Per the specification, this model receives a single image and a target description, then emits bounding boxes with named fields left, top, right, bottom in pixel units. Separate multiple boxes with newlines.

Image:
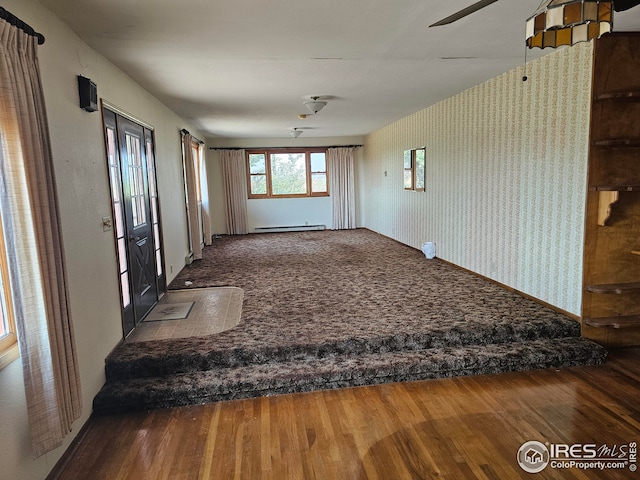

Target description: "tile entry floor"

left=126, top=287, right=243, bottom=343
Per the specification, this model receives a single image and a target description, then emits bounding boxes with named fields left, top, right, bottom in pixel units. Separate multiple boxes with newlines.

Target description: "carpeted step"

left=93, top=336, right=606, bottom=415
left=104, top=317, right=583, bottom=381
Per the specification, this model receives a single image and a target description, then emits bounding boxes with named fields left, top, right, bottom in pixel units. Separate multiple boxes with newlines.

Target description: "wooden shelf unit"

left=582, top=34, right=640, bottom=346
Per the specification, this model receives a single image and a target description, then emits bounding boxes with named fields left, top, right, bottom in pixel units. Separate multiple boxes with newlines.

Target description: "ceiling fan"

left=429, top=0, right=640, bottom=28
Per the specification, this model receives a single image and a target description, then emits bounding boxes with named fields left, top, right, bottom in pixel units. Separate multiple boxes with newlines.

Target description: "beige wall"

left=0, top=0, right=202, bottom=478
left=360, top=43, right=593, bottom=316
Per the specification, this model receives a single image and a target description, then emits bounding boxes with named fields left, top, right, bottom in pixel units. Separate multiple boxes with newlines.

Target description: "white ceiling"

left=41, top=0, right=640, bottom=139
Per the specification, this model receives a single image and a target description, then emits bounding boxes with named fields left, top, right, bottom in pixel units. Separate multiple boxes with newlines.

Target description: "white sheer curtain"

left=327, top=147, right=356, bottom=230
left=0, top=21, right=81, bottom=457
left=220, top=149, right=248, bottom=235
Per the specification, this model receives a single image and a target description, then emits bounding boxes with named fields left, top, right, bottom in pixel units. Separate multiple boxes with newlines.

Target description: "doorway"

left=103, top=106, right=165, bottom=337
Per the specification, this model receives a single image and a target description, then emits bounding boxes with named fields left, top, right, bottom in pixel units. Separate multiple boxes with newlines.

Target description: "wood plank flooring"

left=50, top=348, right=640, bottom=480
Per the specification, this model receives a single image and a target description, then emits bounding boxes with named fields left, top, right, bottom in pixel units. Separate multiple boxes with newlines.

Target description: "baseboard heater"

left=254, top=224, right=326, bottom=233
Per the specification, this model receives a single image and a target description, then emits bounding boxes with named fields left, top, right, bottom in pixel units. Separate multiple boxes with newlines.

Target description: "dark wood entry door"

left=116, top=115, right=158, bottom=325
left=104, top=107, right=165, bottom=337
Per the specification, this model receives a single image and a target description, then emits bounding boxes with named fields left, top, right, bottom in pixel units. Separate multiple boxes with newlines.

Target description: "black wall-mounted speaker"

left=77, top=75, right=98, bottom=112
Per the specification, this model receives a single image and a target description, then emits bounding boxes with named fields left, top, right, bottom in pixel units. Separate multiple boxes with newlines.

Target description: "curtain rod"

left=209, top=145, right=363, bottom=150
left=180, top=129, right=204, bottom=145
left=0, top=7, right=45, bottom=45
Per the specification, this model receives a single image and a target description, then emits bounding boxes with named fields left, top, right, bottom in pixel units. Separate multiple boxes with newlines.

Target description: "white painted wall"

left=248, top=197, right=331, bottom=231
left=0, top=1, right=202, bottom=478
left=360, top=44, right=593, bottom=316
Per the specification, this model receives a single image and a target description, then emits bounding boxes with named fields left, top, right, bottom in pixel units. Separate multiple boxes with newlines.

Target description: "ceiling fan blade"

left=614, top=0, right=640, bottom=11
left=429, top=0, right=500, bottom=27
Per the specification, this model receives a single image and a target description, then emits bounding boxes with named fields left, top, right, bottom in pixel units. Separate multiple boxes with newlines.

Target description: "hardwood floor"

left=50, top=348, right=640, bottom=480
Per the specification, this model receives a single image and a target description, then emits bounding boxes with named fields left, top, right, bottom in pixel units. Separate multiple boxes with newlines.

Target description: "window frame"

left=404, top=147, right=426, bottom=192
left=246, top=148, right=329, bottom=199
left=0, top=213, right=19, bottom=369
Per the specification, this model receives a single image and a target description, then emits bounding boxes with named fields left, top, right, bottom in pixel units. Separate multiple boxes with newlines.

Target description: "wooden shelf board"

left=592, top=139, right=640, bottom=147
left=587, top=282, right=640, bottom=294
left=584, top=315, right=640, bottom=329
left=590, top=185, right=640, bottom=192
left=595, top=92, right=640, bottom=102
left=632, top=250, right=640, bottom=256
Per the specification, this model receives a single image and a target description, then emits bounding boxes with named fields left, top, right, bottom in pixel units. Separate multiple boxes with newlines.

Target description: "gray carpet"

left=93, top=229, right=606, bottom=414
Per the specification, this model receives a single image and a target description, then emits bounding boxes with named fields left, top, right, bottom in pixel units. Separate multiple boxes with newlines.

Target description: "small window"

left=404, top=147, right=426, bottom=191
left=246, top=149, right=329, bottom=198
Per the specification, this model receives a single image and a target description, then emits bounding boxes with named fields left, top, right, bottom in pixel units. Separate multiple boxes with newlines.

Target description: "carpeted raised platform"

left=94, top=230, right=606, bottom=415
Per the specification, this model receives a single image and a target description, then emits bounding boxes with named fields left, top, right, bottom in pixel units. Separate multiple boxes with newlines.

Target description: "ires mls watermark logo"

left=517, top=440, right=637, bottom=474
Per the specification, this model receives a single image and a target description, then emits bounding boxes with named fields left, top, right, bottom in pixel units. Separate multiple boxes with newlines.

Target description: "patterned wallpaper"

left=361, top=43, right=594, bottom=316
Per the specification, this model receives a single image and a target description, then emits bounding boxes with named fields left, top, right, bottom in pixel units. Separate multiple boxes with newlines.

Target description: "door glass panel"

left=156, top=250, right=162, bottom=277
left=114, top=204, right=124, bottom=237
left=117, top=238, right=127, bottom=273
left=154, top=224, right=160, bottom=251
left=126, top=133, right=146, bottom=227
left=146, top=138, right=162, bottom=278
left=106, top=123, right=132, bottom=315
left=120, top=272, right=130, bottom=308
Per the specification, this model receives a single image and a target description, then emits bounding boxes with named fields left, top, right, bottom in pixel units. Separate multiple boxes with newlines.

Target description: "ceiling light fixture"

left=304, top=96, right=327, bottom=114
left=526, top=0, right=613, bottom=49
left=289, top=128, right=302, bottom=138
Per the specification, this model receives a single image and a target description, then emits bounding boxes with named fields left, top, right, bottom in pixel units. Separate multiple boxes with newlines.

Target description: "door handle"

left=129, top=235, right=141, bottom=242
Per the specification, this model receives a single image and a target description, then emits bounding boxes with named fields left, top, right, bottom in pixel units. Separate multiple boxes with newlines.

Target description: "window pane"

left=404, top=170, right=413, bottom=189
left=271, top=153, right=307, bottom=195
left=312, top=173, right=327, bottom=193
left=251, top=175, right=267, bottom=195
left=310, top=152, right=326, bottom=172
left=415, top=148, right=425, bottom=190
left=404, top=150, right=412, bottom=169
left=249, top=154, right=266, bottom=174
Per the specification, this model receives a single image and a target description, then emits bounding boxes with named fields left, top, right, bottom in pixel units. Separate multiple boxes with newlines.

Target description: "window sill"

left=0, top=343, right=19, bottom=370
